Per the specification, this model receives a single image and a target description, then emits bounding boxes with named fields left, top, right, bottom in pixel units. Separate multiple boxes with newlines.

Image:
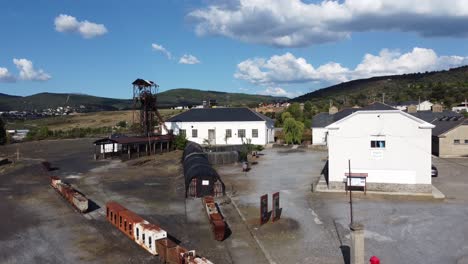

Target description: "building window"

left=454, top=139, right=460, bottom=144
left=371, top=140, right=386, bottom=148
left=465, top=140, right=468, bottom=144
left=192, top=129, right=198, bottom=138
left=238, top=129, right=246, bottom=138
left=225, top=129, right=232, bottom=138
left=252, top=129, right=258, bottom=138
left=179, top=129, right=186, bottom=137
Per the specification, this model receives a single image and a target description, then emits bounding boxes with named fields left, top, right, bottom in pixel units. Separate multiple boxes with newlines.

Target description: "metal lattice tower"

left=132, top=79, right=168, bottom=136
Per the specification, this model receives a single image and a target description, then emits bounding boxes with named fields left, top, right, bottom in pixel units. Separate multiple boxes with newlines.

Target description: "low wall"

left=328, top=181, right=432, bottom=193
left=206, top=151, right=239, bottom=165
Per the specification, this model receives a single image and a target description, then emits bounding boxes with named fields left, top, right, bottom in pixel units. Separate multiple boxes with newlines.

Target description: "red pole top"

left=370, top=256, right=380, bottom=264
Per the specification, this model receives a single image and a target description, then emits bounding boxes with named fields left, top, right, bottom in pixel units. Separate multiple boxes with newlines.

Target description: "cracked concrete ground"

left=0, top=139, right=267, bottom=263
left=1, top=140, right=468, bottom=264
left=217, top=148, right=468, bottom=264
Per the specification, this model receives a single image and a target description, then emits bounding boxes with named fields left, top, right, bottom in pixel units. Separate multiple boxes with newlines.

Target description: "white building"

left=325, top=110, right=435, bottom=193
left=163, top=108, right=275, bottom=145
left=452, top=100, right=468, bottom=113
left=391, top=100, right=433, bottom=111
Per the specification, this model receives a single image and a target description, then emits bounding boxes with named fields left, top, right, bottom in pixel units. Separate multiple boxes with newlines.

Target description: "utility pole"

left=382, top=93, right=385, bottom=104
left=348, top=159, right=354, bottom=225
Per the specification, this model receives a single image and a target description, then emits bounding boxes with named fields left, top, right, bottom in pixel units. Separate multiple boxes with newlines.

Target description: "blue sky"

left=1, top=0, right=468, bottom=99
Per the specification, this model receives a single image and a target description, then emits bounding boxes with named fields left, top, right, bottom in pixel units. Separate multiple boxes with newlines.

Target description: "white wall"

left=164, top=121, right=273, bottom=145
left=418, top=101, right=433, bottom=111
left=312, top=128, right=327, bottom=145
left=327, top=112, right=433, bottom=186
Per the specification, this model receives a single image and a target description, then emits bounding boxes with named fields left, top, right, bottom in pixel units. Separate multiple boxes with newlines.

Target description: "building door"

left=208, top=129, right=216, bottom=145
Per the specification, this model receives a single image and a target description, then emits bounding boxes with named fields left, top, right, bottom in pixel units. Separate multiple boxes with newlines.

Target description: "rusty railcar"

left=203, top=196, right=226, bottom=241
left=105, top=201, right=214, bottom=263
left=105, top=202, right=167, bottom=255
left=50, top=177, right=89, bottom=213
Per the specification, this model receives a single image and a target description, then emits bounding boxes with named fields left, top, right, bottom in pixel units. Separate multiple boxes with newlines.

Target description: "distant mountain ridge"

left=291, top=65, right=468, bottom=109
left=0, top=88, right=287, bottom=111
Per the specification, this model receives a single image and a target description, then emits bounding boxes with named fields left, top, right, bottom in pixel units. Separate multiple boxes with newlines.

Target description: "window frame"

left=454, top=139, right=461, bottom=144
left=225, top=129, right=232, bottom=138
left=370, top=140, right=386, bottom=149
left=238, top=129, right=246, bottom=138
left=191, top=129, right=198, bottom=138
left=252, top=129, right=258, bottom=138
left=179, top=129, right=186, bottom=137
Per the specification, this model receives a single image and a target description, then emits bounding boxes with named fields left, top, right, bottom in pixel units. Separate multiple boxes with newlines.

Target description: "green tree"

left=287, top=103, right=303, bottom=120
left=0, top=118, right=6, bottom=145
left=281, top=111, right=292, bottom=121
left=304, top=101, right=313, bottom=113
left=174, top=133, right=188, bottom=150
left=282, top=117, right=304, bottom=144
left=116, top=120, right=127, bottom=128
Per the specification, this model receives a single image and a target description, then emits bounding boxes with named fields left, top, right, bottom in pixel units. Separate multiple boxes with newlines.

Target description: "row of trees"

left=25, top=126, right=113, bottom=141
left=276, top=102, right=317, bottom=145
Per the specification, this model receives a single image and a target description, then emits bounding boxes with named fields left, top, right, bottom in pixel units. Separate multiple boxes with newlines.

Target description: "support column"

left=146, top=144, right=148, bottom=156
left=350, top=223, right=365, bottom=264
left=137, top=144, right=140, bottom=158
left=128, top=146, right=131, bottom=160
left=166, top=141, right=169, bottom=152
left=160, top=142, right=163, bottom=154
left=94, top=145, right=97, bottom=160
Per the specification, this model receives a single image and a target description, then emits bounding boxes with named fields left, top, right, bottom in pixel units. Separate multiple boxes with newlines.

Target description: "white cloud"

left=151, top=43, right=172, bottom=59
left=54, top=14, right=107, bottom=38
left=0, top=67, right=16, bottom=82
left=178, top=54, right=200, bottom=64
left=235, top=48, right=468, bottom=86
left=189, top=0, right=468, bottom=47
left=13, top=58, right=51, bottom=81
left=259, top=87, right=300, bottom=98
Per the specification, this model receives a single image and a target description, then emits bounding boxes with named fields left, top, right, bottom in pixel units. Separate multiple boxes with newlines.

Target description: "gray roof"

left=426, top=115, right=466, bottom=136
left=312, top=102, right=395, bottom=128
left=167, top=107, right=272, bottom=123
left=408, top=110, right=462, bottom=123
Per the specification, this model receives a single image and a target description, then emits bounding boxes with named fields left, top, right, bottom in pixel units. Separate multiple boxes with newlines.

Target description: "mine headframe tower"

left=132, top=79, right=168, bottom=136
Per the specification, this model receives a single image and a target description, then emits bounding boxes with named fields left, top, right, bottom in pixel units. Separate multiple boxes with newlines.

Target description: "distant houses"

left=390, top=100, right=433, bottom=111
left=163, top=107, right=275, bottom=145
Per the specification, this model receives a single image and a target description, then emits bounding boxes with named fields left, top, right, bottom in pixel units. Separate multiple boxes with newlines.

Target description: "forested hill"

left=291, top=66, right=468, bottom=110
left=0, top=88, right=287, bottom=111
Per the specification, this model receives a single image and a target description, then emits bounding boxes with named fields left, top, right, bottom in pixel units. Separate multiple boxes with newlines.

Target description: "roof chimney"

left=329, top=106, right=338, bottom=115
left=432, top=103, right=443, bottom=113
left=407, top=104, right=417, bottom=113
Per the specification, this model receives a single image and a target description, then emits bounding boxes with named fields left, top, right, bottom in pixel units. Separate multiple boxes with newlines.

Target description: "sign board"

left=202, top=180, right=209, bottom=186
left=347, top=177, right=366, bottom=187
left=272, top=192, right=281, bottom=222
left=370, top=149, right=384, bottom=160
left=260, top=194, right=269, bottom=225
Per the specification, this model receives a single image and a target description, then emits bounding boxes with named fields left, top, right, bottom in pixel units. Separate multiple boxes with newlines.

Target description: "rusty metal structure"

left=132, top=79, right=168, bottom=136
left=202, top=196, right=227, bottom=241
left=106, top=201, right=214, bottom=263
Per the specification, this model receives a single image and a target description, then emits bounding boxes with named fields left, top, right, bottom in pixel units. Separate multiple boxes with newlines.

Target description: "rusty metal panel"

left=166, top=245, right=187, bottom=264
left=157, top=238, right=177, bottom=263
left=212, top=220, right=226, bottom=241
left=272, top=192, right=281, bottom=222
left=260, top=194, right=269, bottom=225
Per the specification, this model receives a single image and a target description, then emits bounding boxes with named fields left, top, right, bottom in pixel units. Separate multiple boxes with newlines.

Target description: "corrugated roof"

left=430, top=116, right=466, bottom=136
left=94, top=134, right=173, bottom=145
left=166, top=107, right=269, bottom=122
